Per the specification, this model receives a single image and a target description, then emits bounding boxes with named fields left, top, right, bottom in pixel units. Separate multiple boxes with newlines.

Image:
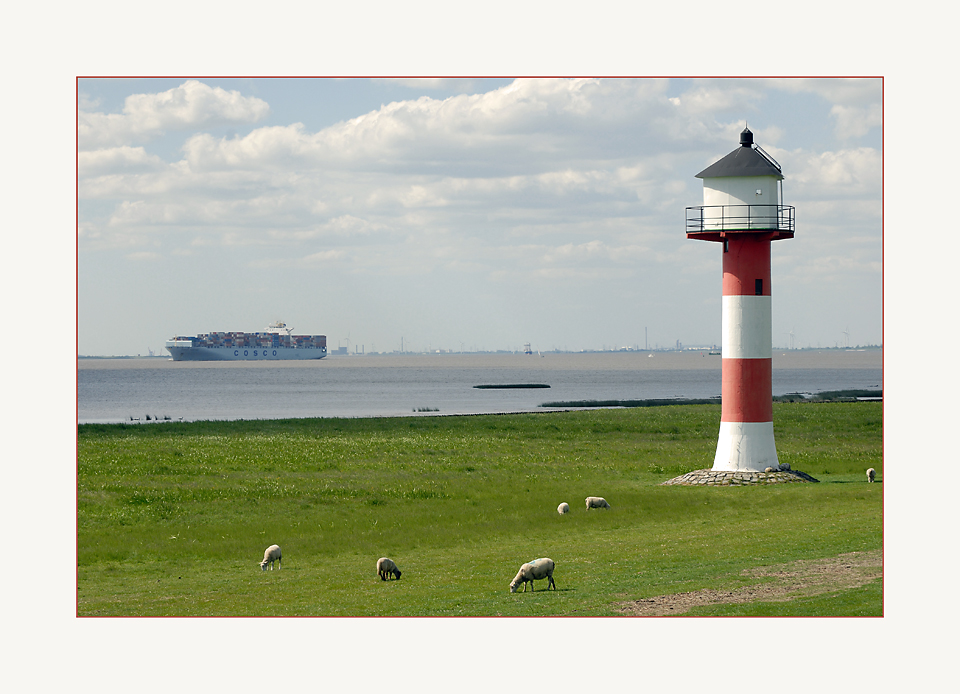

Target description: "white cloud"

left=78, top=80, right=269, bottom=149
left=244, top=249, right=350, bottom=268
left=78, top=146, right=165, bottom=175
left=267, top=215, right=386, bottom=241
left=181, top=124, right=311, bottom=170
left=301, top=249, right=347, bottom=264
left=830, top=104, right=883, bottom=140
left=173, top=79, right=682, bottom=176
left=77, top=92, right=101, bottom=110
left=671, top=78, right=882, bottom=144
left=765, top=78, right=882, bottom=107
left=669, top=81, right=766, bottom=115
left=79, top=80, right=705, bottom=256
left=785, top=147, right=882, bottom=200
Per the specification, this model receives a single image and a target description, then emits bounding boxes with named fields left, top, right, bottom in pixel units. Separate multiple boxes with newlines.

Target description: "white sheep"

left=260, top=544, right=282, bottom=571
left=509, top=557, right=556, bottom=593
left=585, top=496, right=611, bottom=510
left=557, top=502, right=570, bottom=514
left=377, top=557, right=402, bottom=581
left=867, top=468, right=876, bottom=483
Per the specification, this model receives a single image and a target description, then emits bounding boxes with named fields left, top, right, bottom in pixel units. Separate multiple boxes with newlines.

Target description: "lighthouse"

left=686, top=126, right=795, bottom=472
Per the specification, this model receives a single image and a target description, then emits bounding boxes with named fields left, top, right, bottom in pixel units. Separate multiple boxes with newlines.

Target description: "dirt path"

left=615, top=550, right=882, bottom=616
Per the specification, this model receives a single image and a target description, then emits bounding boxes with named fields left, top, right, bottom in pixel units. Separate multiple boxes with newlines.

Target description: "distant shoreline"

left=77, top=346, right=883, bottom=360
left=78, top=355, right=169, bottom=360
left=540, top=390, right=882, bottom=409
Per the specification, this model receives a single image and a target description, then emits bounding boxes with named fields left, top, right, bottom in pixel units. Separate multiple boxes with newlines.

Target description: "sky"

left=78, top=77, right=882, bottom=356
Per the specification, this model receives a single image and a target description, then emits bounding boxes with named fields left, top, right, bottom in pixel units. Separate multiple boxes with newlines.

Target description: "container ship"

left=165, top=321, right=327, bottom=361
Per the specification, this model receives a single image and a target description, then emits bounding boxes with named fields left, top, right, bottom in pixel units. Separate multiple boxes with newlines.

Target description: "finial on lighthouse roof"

left=695, top=124, right=782, bottom=180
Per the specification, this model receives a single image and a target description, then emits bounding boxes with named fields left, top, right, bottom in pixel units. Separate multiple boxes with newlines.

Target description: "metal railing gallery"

left=685, top=204, right=795, bottom=234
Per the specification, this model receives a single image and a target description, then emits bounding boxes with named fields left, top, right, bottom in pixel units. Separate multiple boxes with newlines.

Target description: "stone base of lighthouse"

left=661, top=468, right=819, bottom=486
left=712, top=421, right=779, bottom=472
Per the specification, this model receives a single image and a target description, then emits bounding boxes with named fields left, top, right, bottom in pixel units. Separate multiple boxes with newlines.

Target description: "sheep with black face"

left=377, top=557, right=402, bottom=581
left=585, top=496, right=611, bottom=511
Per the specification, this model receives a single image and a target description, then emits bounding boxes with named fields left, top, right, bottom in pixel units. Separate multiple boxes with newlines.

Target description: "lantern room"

left=686, top=127, right=795, bottom=241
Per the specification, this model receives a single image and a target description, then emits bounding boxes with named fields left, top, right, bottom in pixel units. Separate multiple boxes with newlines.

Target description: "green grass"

left=77, top=402, right=882, bottom=616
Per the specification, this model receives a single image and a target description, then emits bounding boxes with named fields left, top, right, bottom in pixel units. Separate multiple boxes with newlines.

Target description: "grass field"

left=77, top=402, right=882, bottom=616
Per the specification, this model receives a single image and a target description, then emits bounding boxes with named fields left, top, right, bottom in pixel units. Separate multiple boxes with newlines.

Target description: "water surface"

left=78, top=349, right=882, bottom=424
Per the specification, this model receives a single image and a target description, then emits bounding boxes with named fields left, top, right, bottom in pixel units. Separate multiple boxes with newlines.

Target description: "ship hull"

left=166, top=346, right=326, bottom=361
left=165, top=322, right=326, bottom=361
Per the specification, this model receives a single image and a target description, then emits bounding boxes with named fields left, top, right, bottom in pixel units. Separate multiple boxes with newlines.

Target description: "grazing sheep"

left=585, top=496, right=611, bottom=510
left=867, top=468, right=876, bottom=483
left=509, top=557, right=556, bottom=593
left=557, top=502, right=570, bottom=514
left=260, top=544, right=282, bottom=571
left=377, top=557, right=402, bottom=581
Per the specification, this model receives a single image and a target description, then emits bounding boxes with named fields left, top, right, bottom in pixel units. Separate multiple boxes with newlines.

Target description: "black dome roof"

left=696, top=128, right=783, bottom=180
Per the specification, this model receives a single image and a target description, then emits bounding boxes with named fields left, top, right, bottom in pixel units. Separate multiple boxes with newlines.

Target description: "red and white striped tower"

left=686, top=127, right=795, bottom=472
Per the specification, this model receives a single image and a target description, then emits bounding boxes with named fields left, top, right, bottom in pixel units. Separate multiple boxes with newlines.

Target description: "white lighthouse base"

left=712, top=421, right=780, bottom=472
